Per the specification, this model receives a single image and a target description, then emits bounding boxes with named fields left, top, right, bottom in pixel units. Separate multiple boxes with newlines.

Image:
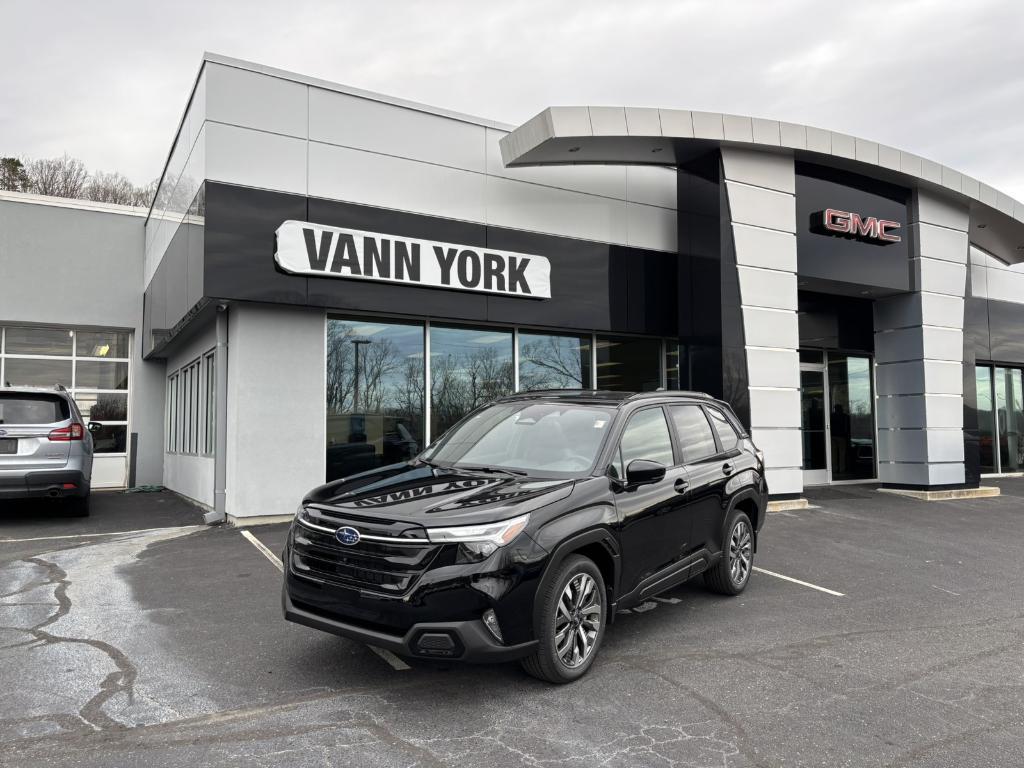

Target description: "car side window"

left=706, top=407, right=740, bottom=453
left=616, top=408, right=675, bottom=474
left=668, top=405, right=718, bottom=463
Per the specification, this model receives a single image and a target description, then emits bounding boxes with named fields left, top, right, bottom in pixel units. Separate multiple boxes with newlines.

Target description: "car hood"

left=303, top=463, right=575, bottom=527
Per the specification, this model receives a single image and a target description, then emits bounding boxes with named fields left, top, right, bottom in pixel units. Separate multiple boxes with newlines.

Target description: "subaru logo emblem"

left=336, top=526, right=360, bottom=546
left=0, top=429, right=6, bottom=436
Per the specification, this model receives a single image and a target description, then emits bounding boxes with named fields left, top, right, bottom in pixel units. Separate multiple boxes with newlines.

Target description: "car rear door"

left=0, top=393, right=72, bottom=475
left=610, top=405, right=693, bottom=595
left=667, top=403, right=731, bottom=554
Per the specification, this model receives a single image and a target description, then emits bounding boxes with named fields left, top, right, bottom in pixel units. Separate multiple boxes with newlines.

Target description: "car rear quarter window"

left=668, top=405, right=718, bottom=462
left=0, top=394, right=70, bottom=425
left=615, top=407, right=675, bottom=476
left=706, top=407, right=740, bottom=452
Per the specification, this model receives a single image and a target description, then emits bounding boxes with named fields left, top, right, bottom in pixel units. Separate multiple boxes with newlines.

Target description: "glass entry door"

left=800, top=367, right=829, bottom=485
left=800, top=352, right=877, bottom=485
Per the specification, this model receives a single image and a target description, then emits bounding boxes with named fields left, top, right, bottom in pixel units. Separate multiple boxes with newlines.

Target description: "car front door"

left=610, top=405, right=692, bottom=596
left=667, top=403, right=731, bottom=555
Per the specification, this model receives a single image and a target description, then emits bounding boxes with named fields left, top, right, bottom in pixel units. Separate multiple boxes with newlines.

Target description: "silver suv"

left=0, top=386, right=94, bottom=516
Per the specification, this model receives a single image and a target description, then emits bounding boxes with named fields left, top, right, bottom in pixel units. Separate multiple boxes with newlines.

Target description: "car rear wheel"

left=67, top=495, right=90, bottom=517
left=521, top=555, right=606, bottom=684
left=703, top=510, right=753, bottom=595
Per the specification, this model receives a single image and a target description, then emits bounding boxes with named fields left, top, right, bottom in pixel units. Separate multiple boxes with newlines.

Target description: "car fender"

left=723, top=487, right=764, bottom=551
left=530, top=503, right=621, bottom=620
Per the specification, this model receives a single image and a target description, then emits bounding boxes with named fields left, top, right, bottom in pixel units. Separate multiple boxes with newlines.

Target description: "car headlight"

left=428, top=514, right=531, bottom=562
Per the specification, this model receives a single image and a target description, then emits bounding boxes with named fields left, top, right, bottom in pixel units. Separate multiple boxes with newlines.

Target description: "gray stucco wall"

left=0, top=194, right=164, bottom=486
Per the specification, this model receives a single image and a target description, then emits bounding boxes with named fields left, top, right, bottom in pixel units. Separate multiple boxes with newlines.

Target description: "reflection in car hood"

left=304, top=463, right=575, bottom=527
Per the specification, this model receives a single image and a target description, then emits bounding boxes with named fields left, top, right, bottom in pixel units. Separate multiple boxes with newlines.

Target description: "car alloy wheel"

left=554, top=572, right=602, bottom=668
left=729, top=519, right=752, bottom=587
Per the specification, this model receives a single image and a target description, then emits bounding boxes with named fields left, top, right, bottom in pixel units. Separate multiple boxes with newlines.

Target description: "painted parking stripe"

left=0, top=525, right=201, bottom=544
left=753, top=566, right=845, bottom=597
left=240, top=530, right=283, bottom=572
left=367, top=645, right=411, bottom=671
left=239, top=530, right=410, bottom=671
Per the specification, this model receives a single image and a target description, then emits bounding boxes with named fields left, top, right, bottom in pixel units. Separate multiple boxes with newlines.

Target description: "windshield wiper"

left=456, top=465, right=529, bottom=477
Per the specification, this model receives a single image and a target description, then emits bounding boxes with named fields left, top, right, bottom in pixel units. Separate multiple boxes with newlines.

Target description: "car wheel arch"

left=724, top=491, right=762, bottom=551
left=533, top=528, right=620, bottom=623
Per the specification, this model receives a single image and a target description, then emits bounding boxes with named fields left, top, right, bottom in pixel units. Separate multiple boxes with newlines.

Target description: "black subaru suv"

left=283, top=391, right=767, bottom=683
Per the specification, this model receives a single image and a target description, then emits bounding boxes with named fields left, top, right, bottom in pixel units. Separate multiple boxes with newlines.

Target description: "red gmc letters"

left=819, top=208, right=902, bottom=244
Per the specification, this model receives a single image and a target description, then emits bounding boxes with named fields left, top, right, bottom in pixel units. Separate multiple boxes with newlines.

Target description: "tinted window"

left=430, top=325, right=514, bottom=439
left=616, top=408, right=674, bottom=476
left=706, top=407, right=740, bottom=452
left=669, top=405, right=718, bottom=462
left=326, top=318, right=425, bottom=482
left=0, top=394, right=69, bottom=425
left=518, top=332, right=591, bottom=390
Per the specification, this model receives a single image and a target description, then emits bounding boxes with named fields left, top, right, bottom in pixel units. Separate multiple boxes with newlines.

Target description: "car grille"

left=290, top=509, right=441, bottom=596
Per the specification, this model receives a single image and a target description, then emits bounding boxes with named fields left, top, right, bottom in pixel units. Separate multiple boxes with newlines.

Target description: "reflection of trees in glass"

left=88, top=394, right=127, bottom=421
left=432, top=346, right=514, bottom=435
left=325, top=322, right=422, bottom=426
left=519, top=335, right=586, bottom=390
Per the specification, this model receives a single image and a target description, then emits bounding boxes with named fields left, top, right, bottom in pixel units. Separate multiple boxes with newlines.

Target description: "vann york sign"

left=811, top=208, right=902, bottom=245
left=275, top=221, right=551, bottom=299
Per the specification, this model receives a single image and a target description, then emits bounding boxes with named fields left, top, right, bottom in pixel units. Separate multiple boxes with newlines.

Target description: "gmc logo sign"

left=812, top=208, right=902, bottom=245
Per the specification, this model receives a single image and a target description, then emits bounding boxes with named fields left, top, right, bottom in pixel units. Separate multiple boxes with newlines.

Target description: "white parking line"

left=0, top=525, right=200, bottom=544
left=239, top=530, right=410, bottom=671
left=367, top=645, right=411, bottom=671
left=753, top=566, right=845, bottom=597
left=240, top=530, right=283, bottom=572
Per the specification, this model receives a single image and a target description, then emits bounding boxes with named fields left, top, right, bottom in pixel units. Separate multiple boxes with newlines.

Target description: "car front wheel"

left=521, top=554, right=606, bottom=684
left=704, top=510, right=753, bottom=595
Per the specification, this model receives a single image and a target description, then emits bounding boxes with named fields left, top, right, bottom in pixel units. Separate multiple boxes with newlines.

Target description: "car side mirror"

left=625, top=459, right=666, bottom=486
left=87, top=422, right=102, bottom=434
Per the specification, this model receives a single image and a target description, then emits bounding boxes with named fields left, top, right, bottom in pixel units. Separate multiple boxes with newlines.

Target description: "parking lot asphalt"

left=1, top=482, right=1022, bottom=767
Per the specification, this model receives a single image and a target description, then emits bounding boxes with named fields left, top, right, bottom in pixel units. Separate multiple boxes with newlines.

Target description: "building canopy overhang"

left=499, top=107, right=1024, bottom=264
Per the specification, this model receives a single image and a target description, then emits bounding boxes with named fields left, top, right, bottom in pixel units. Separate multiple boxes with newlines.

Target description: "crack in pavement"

left=18, top=556, right=139, bottom=732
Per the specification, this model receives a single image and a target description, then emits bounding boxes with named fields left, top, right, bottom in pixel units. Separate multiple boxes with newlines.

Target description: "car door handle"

left=722, top=462, right=734, bottom=476
left=674, top=478, right=689, bottom=494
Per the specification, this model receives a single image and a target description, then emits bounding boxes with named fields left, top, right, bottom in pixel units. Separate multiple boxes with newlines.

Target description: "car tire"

left=521, top=554, right=606, bottom=684
left=704, top=510, right=753, bottom=596
left=68, top=495, right=90, bottom=517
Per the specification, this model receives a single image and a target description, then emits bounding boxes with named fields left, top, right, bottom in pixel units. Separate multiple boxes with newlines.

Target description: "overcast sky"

left=3, top=0, right=1023, bottom=198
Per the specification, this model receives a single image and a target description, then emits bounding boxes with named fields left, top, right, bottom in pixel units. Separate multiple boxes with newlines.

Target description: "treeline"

left=0, top=154, right=156, bottom=208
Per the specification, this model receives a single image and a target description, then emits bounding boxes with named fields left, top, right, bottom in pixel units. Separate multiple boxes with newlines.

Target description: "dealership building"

left=2, top=53, right=1023, bottom=521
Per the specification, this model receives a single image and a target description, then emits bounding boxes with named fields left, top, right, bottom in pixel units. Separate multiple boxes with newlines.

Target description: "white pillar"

left=721, top=148, right=802, bottom=496
left=875, top=190, right=968, bottom=487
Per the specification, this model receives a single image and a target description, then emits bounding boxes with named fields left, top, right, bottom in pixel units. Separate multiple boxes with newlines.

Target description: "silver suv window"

left=0, top=393, right=70, bottom=425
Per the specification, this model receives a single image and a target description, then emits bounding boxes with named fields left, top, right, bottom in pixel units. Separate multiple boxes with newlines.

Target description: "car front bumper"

left=282, top=588, right=538, bottom=663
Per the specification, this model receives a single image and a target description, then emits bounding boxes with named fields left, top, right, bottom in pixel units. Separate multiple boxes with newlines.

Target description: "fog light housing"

left=482, top=609, right=504, bottom=643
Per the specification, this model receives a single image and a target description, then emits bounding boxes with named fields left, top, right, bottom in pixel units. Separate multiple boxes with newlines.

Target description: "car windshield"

left=423, top=401, right=616, bottom=478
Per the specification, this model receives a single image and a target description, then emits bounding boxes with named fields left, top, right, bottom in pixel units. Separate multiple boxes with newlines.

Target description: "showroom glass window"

left=430, top=325, right=514, bottom=439
left=325, top=318, right=425, bottom=482
left=0, top=326, right=130, bottom=454
left=518, top=332, right=591, bottom=391
left=978, top=364, right=1024, bottom=474
left=595, top=335, right=662, bottom=391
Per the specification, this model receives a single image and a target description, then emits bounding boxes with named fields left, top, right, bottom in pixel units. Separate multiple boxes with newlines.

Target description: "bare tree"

left=519, top=336, right=586, bottom=390
left=132, top=178, right=159, bottom=208
left=25, top=154, right=90, bottom=199
left=86, top=171, right=138, bottom=206
left=0, top=157, right=30, bottom=192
